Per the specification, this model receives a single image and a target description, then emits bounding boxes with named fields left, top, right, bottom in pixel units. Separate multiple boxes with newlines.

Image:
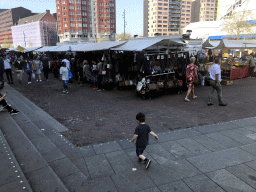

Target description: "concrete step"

left=2, top=85, right=97, bottom=191
left=0, top=129, right=33, bottom=192
left=0, top=112, right=69, bottom=192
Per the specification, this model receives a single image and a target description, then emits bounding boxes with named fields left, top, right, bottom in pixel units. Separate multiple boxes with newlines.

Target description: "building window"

left=78, top=29, right=82, bottom=32
left=57, top=1, right=59, bottom=3
left=83, top=23, right=87, bottom=27
left=70, top=17, right=75, bottom=21
left=70, top=12, right=74, bottom=15
left=63, top=12, right=66, bottom=15
left=83, top=29, right=87, bottom=33
left=105, top=19, right=110, bottom=22
left=76, top=6, right=81, bottom=9
left=71, top=29, right=76, bottom=32
left=58, top=11, right=60, bottom=14
left=82, top=12, right=87, bottom=16
left=69, top=6, right=74, bottom=9
left=76, top=11, right=81, bottom=15
left=57, top=6, right=60, bottom=9
left=69, top=0, right=73, bottom=3
left=70, top=23, right=75, bottom=27
left=65, top=29, right=67, bottom=32
left=63, top=18, right=67, bottom=21
left=76, top=0, right=81, bottom=3
left=63, top=7, right=66, bottom=10
left=82, top=6, right=86, bottom=10
left=62, top=1, right=65, bottom=4
left=64, top=24, right=67, bottom=27
left=82, top=1, right=86, bottom=4
left=105, top=8, right=109, bottom=11
left=58, top=16, right=60, bottom=19
left=77, top=17, right=81, bottom=21
left=76, top=23, right=82, bottom=27
left=82, top=18, right=87, bottom=22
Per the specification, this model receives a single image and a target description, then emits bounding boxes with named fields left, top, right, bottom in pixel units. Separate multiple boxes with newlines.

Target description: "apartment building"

left=11, top=10, right=57, bottom=47
left=0, top=7, right=36, bottom=46
left=56, top=0, right=116, bottom=43
left=144, top=0, right=219, bottom=37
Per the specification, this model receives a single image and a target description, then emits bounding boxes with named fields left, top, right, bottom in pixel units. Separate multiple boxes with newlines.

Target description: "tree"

left=116, top=32, right=132, bottom=41
left=2, top=35, right=12, bottom=49
left=221, top=9, right=256, bottom=39
left=98, top=35, right=104, bottom=43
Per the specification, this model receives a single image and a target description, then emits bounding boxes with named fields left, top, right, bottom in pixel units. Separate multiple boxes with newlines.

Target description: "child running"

left=130, top=112, right=158, bottom=169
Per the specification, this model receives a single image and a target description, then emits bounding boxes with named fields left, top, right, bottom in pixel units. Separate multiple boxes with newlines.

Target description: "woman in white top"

left=60, top=62, right=69, bottom=93
left=34, top=57, right=42, bottom=82
left=3, top=56, right=13, bottom=84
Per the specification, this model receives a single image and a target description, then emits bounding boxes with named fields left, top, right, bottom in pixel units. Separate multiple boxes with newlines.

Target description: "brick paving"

left=9, top=72, right=256, bottom=146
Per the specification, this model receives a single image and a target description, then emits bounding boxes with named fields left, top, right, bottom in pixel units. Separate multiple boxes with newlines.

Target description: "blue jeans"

left=63, top=80, right=68, bottom=90
left=92, top=72, right=98, bottom=86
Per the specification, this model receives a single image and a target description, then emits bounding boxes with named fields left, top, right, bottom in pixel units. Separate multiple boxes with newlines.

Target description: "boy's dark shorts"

left=136, top=146, right=146, bottom=156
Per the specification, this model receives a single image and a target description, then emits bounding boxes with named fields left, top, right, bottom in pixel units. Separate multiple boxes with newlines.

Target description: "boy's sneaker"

left=9, top=109, right=19, bottom=115
left=145, top=159, right=151, bottom=169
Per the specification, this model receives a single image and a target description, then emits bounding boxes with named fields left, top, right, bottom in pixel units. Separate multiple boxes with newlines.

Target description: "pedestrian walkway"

left=1, top=84, right=256, bottom=191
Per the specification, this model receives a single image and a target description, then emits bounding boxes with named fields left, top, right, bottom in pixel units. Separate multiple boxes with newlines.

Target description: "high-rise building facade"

left=144, top=0, right=219, bottom=37
left=0, top=7, right=36, bottom=46
left=56, top=0, right=116, bottom=43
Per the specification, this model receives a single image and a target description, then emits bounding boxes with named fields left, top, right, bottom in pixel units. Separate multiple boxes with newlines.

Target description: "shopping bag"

left=68, top=71, right=73, bottom=79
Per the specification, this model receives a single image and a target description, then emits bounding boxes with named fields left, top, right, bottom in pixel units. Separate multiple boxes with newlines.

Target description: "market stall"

left=111, top=36, right=189, bottom=95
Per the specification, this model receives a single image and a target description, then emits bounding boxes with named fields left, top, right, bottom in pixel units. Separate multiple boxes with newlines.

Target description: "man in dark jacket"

left=0, top=55, right=5, bottom=86
left=41, top=54, right=50, bottom=81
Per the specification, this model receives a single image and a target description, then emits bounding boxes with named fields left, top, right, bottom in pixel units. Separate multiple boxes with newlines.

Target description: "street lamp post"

left=23, top=31, right=26, bottom=47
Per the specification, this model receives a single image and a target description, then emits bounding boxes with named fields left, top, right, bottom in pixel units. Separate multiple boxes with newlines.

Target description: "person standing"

left=91, top=60, right=98, bottom=89
left=3, top=56, right=13, bottom=84
left=62, top=57, right=70, bottom=69
left=97, top=59, right=103, bottom=91
left=0, top=56, right=5, bottom=86
left=248, top=53, right=255, bottom=78
left=130, top=112, right=158, bottom=169
left=34, top=57, right=42, bottom=82
left=51, top=58, right=59, bottom=79
left=23, top=59, right=32, bottom=84
left=14, top=57, right=25, bottom=84
left=60, top=62, right=69, bottom=93
left=208, top=58, right=227, bottom=106
left=41, top=54, right=50, bottom=81
left=185, top=57, right=198, bottom=102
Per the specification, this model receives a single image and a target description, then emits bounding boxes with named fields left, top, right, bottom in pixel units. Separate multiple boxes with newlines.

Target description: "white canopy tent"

left=36, top=46, right=62, bottom=52
left=72, top=41, right=126, bottom=52
left=24, top=47, right=42, bottom=52
left=111, top=38, right=185, bottom=52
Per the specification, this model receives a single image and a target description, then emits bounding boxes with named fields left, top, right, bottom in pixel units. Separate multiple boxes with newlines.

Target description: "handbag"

left=68, top=71, right=73, bottom=79
left=32, top=73, right=35, bottom=79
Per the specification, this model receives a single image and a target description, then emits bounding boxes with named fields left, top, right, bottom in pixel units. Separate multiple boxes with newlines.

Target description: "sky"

left=1, top=0, right=239, bottom=35
left=1, top=0, right=144, bottom=35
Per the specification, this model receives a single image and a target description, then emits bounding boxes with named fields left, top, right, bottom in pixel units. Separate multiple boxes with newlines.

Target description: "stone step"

left=0, top=129, right=33, bottom=192
left=2, top=85, right=97, bottom=191
left=0, top=112, right=69, bottom=192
